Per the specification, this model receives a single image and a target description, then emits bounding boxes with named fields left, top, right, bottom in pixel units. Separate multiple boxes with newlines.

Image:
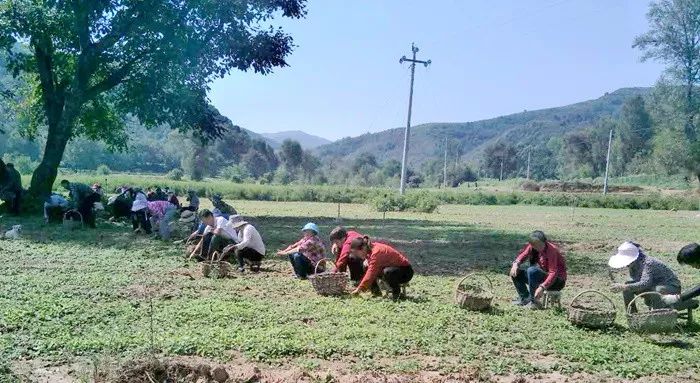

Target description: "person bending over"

left=329, top=226, right=365, bottom=284
left=228, top=219, right=265, bottom=273
left=350, top=236, right=413, bottom=301
left=189, top=209, right=239, bottom=261
left=146, top=200, right=178, bottom=240
left=609, top=241, right=681, bottom=312
left=661, top=243, right=700, bottom=305
left=61, top=180, right=101, bottom=228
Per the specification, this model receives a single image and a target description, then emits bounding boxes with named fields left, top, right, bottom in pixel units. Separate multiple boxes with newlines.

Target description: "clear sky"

left=208, top=0, right=665, bottom=141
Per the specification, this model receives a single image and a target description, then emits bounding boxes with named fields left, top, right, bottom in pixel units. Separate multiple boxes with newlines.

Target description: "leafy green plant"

left=166, top=168, right=184, bottom=181
left=96, top=164, right=111, bottom=175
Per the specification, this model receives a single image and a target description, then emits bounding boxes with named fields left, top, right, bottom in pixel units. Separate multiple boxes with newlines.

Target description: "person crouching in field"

left=61, top=179, right=101, bottom=228
left=349, top=236, right=414, bottom=301
left=661, top=243, right=700, bottom=306
left=146, top=200, right=177, bottom=240
left=225, top=219, right=265, bottom=273
left=329, top=226, right=365, bottom=284
left=509, top=231, right=567, bottom=309
left=276, top=223, right=326, bottom=279
left=211, top=194, right=237, bottom=215
left=44, top=193, right=69, bottom=224
left=609, top=242, right=681, bottom=312
left=189, top=209, right=239, bottom=261
left=181, top=190, right=200, bottom=212
left=131, top=191, right=152, bottom=234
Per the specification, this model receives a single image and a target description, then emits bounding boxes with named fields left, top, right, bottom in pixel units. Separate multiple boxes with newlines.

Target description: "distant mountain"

left=314, top=87, right=652, bottom=166
left=261, top=130, right=332, bottom=149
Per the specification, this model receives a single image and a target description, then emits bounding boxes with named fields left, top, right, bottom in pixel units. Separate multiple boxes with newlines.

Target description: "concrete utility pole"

left=443, top=138, right=448, bottom=188
left=526, top=147, right=531, bottom=180
left=399, top=43, right=431, bottom=195
left=603, top=128, right=613, bottom=195
left=500, top=157, right=504, bottom=181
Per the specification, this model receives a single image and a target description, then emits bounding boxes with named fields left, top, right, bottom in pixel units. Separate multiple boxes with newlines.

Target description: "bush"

left=167, top=168, right=184, bottom=181
left=371, top=192, right=439, bottom=213
left=96, top=164, right=111, bottom=175
left=372, top=194, right=407, bottom=212
left=404, top=192, right=439, bottom=213
left=220, top=165, right=250, bottom=183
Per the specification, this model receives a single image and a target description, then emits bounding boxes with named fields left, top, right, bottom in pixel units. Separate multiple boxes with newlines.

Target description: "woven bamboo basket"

left=626, top=292, right=678, bottom=333
left=201, top=252, right=232, bottom=279
left=567, top=290, right=617, bottom=329
left=454, top=273, right=493, bottom=311
left=309, top=260, right=348, bottom=296
left=62, top=210, right=83, bottom=230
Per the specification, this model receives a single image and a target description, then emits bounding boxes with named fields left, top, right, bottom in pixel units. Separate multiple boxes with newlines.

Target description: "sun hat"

left=302, top=222, right=319, bottom=235
left=179, top=210, right=196, bottom=223
left=228, top=214, right=244, bottom=224
left=231, top=220, right=248, bottom=229
left=131, top=193, right=148, bottom=212
left=608, top=242, right=640, bottom=269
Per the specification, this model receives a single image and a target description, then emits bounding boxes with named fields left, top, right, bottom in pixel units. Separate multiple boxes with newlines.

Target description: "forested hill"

left=315, top=87, right=651, bottom=166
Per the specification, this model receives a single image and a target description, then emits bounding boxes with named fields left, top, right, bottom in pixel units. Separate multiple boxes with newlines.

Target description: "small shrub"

left=167, top=168, right=184, bottom=181
left=404, top=192, right=439, bottom=213
left=372, top=194, right=407, bottom=212
left=96, top=164, right=111, bottom=175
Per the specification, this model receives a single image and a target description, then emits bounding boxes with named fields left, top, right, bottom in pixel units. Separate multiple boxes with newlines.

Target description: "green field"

left=1, top=201, right=699, bottom=382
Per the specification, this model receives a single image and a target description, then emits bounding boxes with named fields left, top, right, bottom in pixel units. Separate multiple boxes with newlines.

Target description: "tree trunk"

left=28, top=98, right=82, bottom=198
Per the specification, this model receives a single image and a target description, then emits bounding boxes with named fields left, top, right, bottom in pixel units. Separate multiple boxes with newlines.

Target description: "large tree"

left=279, top=139, right=303, bottom=169
left=634, top=0, right=700, bottom=180
left=482, top=141, right=517, bottom=180
left=616, top=95, right=653, bottom=172
left=0, top=0, right=306, bottom=196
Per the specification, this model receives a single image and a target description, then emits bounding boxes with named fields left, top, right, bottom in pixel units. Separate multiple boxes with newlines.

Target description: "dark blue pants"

left=288, top=253, right=314, bottom=279
left=512, top=266, right=565, bottom=301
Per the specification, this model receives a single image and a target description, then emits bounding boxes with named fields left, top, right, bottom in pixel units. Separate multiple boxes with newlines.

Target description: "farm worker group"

left=506, top=230, right=699, bottom=311
left=3, top=176, right=699, bottom=306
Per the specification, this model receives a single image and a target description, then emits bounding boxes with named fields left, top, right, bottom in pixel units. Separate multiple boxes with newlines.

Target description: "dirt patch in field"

left=12, top=355, right=695, bottom=383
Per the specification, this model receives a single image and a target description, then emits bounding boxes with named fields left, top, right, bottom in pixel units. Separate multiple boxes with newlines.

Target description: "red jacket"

left=334, top=231, right=363, bottom=272
left=358, top=243, right=411, bottom=291
left=515, top=242, right=567, bottom=289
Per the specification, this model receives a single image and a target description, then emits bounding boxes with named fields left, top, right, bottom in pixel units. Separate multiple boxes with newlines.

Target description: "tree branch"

left=85, top=60, right=135, bottom=98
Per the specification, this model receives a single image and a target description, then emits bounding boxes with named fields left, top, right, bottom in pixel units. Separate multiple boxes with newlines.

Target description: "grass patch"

left=1, top=202, right=699, bottom=381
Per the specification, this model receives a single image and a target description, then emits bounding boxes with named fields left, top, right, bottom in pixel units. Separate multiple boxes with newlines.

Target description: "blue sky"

left=208, top=0, right=665, bottom=141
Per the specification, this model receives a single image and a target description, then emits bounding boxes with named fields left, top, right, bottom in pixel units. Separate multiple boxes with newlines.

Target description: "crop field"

left=1, top=201, right=699, bottom=382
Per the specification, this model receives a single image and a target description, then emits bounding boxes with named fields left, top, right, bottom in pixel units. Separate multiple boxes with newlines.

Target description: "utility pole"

left=399, top=43, right=431, bottom=195
left=500, top=157, right=504, bottom=181
left=526, top=147, right=531, bottom=180
left=603, top=128, right=613, bottom=195
left=443, top=138, right=448, bottom=188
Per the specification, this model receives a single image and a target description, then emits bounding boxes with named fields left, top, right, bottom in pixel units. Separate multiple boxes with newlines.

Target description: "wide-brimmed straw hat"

left=608, top=242, right=640, bottom=269
left=179, top=210, right=196, bottom=223
left=230, top=220, right=248, bottom=229
left=131, top=194, right=148, bottom=212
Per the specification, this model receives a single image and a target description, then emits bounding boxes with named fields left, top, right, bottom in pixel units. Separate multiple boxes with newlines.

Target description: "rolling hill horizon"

left=313, top=87, right=652, bottom=166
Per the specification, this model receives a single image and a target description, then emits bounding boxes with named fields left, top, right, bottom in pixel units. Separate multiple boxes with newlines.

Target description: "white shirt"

left=235, top=224, right=266, bottom=255
left=203, top=216, right=238, bottom=240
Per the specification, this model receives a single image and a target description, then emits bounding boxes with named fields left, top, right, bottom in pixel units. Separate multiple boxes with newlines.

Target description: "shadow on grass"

left=12, top=213, right=611, bottom=278
left=646, top=337, right=695, bottom=349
